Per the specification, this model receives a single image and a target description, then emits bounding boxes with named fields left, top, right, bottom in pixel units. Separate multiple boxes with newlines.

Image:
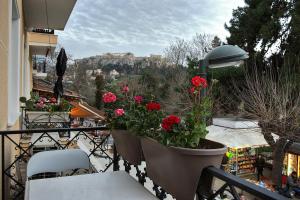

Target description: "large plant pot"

left=141, top=137, right=227, bottom=200
left=112, top=130, right=144, bottom=165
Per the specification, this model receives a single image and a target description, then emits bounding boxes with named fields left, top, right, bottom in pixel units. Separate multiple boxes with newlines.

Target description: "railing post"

left=113, top=144, right=119, bottom=171
left=197, top=167, right=214, bottom=199
left=2, top=134, right=5, bottom=200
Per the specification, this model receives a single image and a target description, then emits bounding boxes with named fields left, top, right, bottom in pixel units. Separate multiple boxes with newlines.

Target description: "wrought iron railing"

left=197, top=167, right=286, bottom=200
left=32, top=28, right=54, bottom=34
left=1, top=126, right=287, bottom=200
left=1, top=127, right=111, bottom=200
left=21, top=108, right=71, bottom=131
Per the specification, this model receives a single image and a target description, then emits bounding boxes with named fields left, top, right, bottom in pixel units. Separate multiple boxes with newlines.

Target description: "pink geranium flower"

left=36, top=102, right=45, bottom=109
left=38, top=97, right=47, bottom=103
left=134, top=96, right=143, bottom=104
left=114, top=108, right=125, bottom=116
left=122, top=85, right=129, bottom=93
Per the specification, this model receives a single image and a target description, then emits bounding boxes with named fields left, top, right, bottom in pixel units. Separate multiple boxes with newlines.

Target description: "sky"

left=56, top=0, right=245, bottom=59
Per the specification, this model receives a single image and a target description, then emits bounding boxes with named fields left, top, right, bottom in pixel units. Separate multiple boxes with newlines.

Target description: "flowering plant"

left=102, top=92, right=117, bottom=103
left=20, top=92, right=72, bottom=112
left=102, top=95, right=126, bottom=129
left=102, top=84, right=133, bottom=129
left=126, top=97, right=164, bottom=137
left=158, top=76, right=212, bottom=148
left=102, top=81, right=164, bottom=133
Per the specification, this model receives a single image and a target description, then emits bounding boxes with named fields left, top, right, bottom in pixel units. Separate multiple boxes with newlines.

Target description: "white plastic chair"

left=27, top=149, right=91, bottom=179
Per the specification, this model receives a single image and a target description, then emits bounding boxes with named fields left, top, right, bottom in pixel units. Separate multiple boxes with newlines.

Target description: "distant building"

left=109, top=69, right=120, bottom=79
left=74, top=52, right=169, bottom=79
left=33, top=77, right=82, bottom=101
left=86, top=69, right=103, bottom=80
left=86, top=69, right=102, bottom=76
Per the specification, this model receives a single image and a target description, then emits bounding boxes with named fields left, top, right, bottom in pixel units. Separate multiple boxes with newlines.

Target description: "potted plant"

left=127, top=98, right=163, bottom=138
left=103, top=85, right=145, bottom=165
left=20, top=92, right=71, bottom=123
left=141, top=76, right=227, bottom=200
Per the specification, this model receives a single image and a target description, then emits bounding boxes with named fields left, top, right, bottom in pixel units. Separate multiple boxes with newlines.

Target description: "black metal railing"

left=1, top=126, right=111, bottom=200
left=113, top=151, right=288, bottom=200
left=1, top=126, right=287, bottom=200
left=32, top=28, right=54, bottom=34
left=22, top=108, right=71, bottom=131
left=197, top=167, right=287, bottom=200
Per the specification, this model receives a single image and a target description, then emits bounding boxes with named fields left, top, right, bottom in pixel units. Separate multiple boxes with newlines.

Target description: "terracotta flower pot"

left=141, top=137, right=227, bottom=200
left=112, top=130, right=144, bottom=165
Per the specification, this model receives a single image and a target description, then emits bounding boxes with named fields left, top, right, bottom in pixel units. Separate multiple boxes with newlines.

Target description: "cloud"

left=56, top=0, right=245, bottom=58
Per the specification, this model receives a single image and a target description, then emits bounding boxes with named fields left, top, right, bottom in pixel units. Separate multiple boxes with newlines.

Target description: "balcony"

left=1, top=126, right=287, bottom=200
left=27, top=32, right=57, bottom=55
left=23, top=0, right=77, bottom=30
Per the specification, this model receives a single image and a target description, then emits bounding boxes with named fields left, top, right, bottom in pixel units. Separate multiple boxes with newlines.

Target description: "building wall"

left=0, top=0, right=10, bottom=131
left=0, top=0, right=10, bottom=197
left=0, top=0, right=74, bottom=197
left=0, top=0, right=26, bottom=198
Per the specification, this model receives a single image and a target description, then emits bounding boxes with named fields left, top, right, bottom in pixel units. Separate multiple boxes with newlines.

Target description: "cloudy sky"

left=56, top=0, right=245, bottom=59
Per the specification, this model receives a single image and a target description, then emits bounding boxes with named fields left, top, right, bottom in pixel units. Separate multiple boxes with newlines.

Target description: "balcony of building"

left=1, top=125, right=287, bottom=200
left=27, top=31, right=57, bottom=55
left=23, top=0, right=77, bottom=31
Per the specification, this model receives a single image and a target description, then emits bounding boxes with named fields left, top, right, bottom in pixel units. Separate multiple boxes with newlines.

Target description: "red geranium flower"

left=134, top=96, right=143, bottom=104
left=199, top=78, right=208, bottom=88
left=168, top=115, right=180, bottom=123
left=191, top=76, right=208, bottom=88
left=161, top=115, right=181, bottom=132
left=102, top=92, right=117, bottom=103
left=146, top=102, right=161, bottom=111
left=191, top=76, right=201, bottom=87
left=189, top=87, right=195, bottom=94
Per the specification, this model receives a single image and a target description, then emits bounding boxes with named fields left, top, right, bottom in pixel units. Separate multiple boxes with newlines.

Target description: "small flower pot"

left=112, top=130, right=144, bottom=165
left=141, top=137, right=227, bottom=200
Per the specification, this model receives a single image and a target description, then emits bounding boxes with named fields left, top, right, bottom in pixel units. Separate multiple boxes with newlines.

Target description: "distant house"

left=33, top=78, right=83, bottom=101
left=70, top=101, right=105, bottom=121
left=109, top=69, right=120, bottom=79
left=86, top=69, right=103, bottom=80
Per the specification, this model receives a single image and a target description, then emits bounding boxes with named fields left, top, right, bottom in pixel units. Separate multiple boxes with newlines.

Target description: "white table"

left=25, top=171, right=158, bottom=200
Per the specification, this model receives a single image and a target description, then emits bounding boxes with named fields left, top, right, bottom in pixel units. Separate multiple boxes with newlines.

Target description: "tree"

left=186, top=34, right=222, bottom=77
left=226, top=0, right=300, bottom=186
left=187, top=33, right=214, bottom=61
left=234, top=67, right=300, bottom=187
left=67, top=61, right=95, bottom=105
left=164, top=38, right=189, bottom=67
left=164, top=34, right=217, bottom=67
left=225, top=0, right=300, bottom=68
left=95, top=74, right=105, bottom=109
left=211, top=36, right=222, bottom=48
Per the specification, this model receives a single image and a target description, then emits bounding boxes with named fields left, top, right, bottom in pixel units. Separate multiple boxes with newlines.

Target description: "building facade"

left=0, top=0, right=77, bottom=198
